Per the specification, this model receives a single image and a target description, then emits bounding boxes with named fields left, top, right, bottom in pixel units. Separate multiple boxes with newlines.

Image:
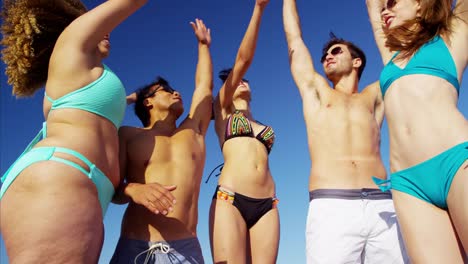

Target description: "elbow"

left=286, top=33, right=302, bottom=44
left=284, top=31, right=294, bottom=43
left=236, top=47, right=254, bottom=66
left=235, top=56, right=253, bottom=69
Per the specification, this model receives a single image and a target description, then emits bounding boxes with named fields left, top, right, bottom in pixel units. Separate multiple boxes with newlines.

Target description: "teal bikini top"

left=45, top=64, right=126, bottom=128
left=380, top=36, right=459, bottom=97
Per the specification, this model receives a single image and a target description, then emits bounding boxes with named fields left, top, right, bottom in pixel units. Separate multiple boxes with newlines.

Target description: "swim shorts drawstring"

left=134, top=242, right=171, bottom=264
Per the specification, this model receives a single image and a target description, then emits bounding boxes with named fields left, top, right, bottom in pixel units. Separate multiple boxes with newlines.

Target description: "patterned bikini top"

left=223, top=110, right=275, bottom=154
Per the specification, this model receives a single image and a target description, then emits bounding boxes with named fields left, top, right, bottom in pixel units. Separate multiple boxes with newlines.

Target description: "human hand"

left=126, top=183, right=177, bottom=215
left=126, top=93, right=137, bottom=105
left=256, top=0, right=270, bottom=8
left=190, top=18, right=211, bottom=47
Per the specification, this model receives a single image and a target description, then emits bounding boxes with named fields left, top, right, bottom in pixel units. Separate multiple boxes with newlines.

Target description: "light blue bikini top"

left=380, top=36, right=459, bottom=97
left=45, top=64, right=126, bottom=128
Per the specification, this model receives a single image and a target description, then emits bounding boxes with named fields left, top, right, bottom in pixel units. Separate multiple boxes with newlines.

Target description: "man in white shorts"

left=283, top=0, right=408, bottom=263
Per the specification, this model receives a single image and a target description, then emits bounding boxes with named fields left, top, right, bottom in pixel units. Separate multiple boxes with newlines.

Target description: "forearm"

left=282, top=0, right=316, bottom=92
left=283, top=0, right=303, bottom=44
left=366, top=0, right=392, bottom=64
left=235, top=4, right=266, bottom=66
left=366, top=2, right=385, bottom=41
left=366, top=0, right=383, bottom=30
left=67, top=0, right=148, bottom=52
left=195, top=43, right=213, bottom=92
left=455, top=0, right=468, bottom=24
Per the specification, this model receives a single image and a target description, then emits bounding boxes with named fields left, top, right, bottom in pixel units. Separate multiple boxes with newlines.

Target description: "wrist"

left=255, top=3, right=267, bottom=11
left=199, top=42, right=210, bottom=48
left=123, top=182, right=139, bottom=197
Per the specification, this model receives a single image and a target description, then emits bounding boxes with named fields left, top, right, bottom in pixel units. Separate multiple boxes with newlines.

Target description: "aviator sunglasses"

left=320, top=46, right=344, bottom=63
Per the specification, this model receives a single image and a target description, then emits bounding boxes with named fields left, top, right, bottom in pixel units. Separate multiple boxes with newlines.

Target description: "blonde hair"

left=1, top=0, right=87, bottom=97
left=384, top=0, right=455, bottom=60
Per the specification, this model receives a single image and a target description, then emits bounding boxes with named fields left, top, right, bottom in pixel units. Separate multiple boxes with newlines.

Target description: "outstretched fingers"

left=190, top=18, right=211, bottom=46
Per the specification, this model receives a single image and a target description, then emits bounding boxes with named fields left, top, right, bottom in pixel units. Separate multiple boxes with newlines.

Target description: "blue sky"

left=1, top=0, right=467, bottom=263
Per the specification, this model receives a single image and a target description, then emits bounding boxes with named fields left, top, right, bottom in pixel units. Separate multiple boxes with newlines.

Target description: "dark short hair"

left=134, top=76, right=170, bottom=127
left=218, top=68, right=249, bottom=84
left=322, top=32, right=366, bottom=79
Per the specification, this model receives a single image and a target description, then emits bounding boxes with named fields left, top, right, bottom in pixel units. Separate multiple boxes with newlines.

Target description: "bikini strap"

left=49, top=147, right=96, bottom=176
left=23, top=122, right=47, bottom=155
left=44, top=92, right=55, bottom=103
left=389, top=51, right=400, bottom=62
left=372, top=176, right=392, bottom=192
left=1, top=122, right=46, bottom=182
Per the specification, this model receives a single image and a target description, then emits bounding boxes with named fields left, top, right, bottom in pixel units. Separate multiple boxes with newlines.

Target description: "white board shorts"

left=306, top=189, right=409, bottom=264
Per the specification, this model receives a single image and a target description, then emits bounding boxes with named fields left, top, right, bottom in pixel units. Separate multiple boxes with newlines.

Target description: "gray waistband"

left=309, top=188, right=392, bottom=201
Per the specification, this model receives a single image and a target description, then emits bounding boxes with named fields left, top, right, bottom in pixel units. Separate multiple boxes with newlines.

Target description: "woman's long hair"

left=1, top=0, right=87, bottom=97
left=384, top=0, right=456, bottom=60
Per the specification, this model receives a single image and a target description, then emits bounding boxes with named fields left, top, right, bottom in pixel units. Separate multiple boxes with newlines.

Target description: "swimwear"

left=0, top=64, right=126, bottom=214
left=306, top=189, right=408, bottom=264
left=213, top=185, right=278, bottom=229
left=223, top=110, right=275, bottom=153
left=110, top=237, right=204, bottom=264
left=374, top=142, right=468, bottom=209
left=380, top=35, right=459, bottom=97
left=45, top=64, right=126, bottom=128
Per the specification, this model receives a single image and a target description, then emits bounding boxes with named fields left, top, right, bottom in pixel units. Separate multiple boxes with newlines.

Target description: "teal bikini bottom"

left=374, top=142, right=468, bottom=209
left=0, top=124, right=114, bottom=214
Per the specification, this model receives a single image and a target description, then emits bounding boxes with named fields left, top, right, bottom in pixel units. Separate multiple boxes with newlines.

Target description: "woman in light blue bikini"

left=367, top=0, right=467, bottom=262
left=0, top=0, right=147, bottom=262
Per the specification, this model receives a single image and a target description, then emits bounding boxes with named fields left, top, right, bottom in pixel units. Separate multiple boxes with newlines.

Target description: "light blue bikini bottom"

left=0, top=123, right=114, bottom=214
left=374, top=142, right=468, bottom=209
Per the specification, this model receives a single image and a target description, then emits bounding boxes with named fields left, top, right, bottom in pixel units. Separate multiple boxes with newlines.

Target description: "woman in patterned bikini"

left=208, top=0, right=279, bottom=263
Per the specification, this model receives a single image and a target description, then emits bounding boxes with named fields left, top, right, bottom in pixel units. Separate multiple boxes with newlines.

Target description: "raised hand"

left=256, top=0, right=270, bottom=8
left=126, top=183, right=177, bottom=215
left=190, top=18, right=211, bottom=47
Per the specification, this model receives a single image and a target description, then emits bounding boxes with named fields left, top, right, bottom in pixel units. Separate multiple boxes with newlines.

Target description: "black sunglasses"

left=145, top=84, right=176, bottom=98
left=320, top=46, right=343, bottom=63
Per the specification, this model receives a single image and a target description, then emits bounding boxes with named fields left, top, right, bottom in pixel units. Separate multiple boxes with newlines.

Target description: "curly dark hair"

left=1, top=0, right=87, bottom=97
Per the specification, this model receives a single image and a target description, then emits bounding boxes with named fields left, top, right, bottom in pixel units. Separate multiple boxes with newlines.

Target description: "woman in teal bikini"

left=209, top=0, right=279, bottom=263
left=367, top=0, right=467, bottom=262
left=0, top=0, right=147, bottom=262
